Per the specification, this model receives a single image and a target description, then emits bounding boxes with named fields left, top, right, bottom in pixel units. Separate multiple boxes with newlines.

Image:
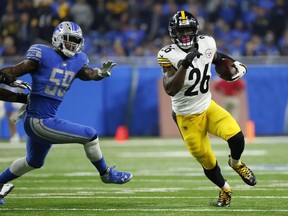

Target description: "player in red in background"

left=214, top=79, right=245, bottom=96
left=214, top=79, right=245, bottom=121
left=157, top=10, right=256, bottom=207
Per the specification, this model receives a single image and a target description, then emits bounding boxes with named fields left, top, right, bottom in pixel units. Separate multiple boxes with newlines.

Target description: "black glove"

left=181, top=49, right=202, bottom=69
left=0, top=72, right=15, bottom=85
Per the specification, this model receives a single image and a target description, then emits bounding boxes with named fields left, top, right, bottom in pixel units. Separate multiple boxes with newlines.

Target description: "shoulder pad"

left=157, top=45, right=174, bottom=67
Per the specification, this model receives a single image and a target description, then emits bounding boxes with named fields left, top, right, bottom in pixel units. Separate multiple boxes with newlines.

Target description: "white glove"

left=10, top=80, right=32, bottom=91
left=229, top=61, right=247, bottom=82
left=98, top=60, right=117, bottom=77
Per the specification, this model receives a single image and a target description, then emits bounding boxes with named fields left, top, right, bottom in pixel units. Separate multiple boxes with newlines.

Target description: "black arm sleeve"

left=212, top=52, right=235, bottom=64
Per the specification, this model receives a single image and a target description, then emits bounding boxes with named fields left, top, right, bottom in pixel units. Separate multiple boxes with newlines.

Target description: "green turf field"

left=0, top=137, right=287, bottom=215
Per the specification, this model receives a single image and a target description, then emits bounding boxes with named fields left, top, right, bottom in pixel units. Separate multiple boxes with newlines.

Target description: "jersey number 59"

left=45, top=68, right=75, bottom=97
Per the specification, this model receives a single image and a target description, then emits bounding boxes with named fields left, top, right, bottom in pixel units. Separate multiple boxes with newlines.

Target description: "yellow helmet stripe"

left=180, top=11, right=186, bottom=22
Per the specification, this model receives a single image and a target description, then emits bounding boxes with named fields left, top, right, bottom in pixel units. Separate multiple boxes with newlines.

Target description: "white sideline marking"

left=1, top=208, right=288, bottom=213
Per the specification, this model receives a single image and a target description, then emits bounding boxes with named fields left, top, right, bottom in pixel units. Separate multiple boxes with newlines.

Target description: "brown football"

left=215, top=59, right=237, bottom=81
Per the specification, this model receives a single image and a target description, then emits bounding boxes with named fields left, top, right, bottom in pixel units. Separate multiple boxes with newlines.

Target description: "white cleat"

left=0, top=183, right=14, bottom=199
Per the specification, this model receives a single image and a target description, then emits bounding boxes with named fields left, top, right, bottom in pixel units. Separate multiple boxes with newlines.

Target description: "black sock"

left=203, top=162, right=225, bottom=188
left=228, top=131, right=245, bottom=160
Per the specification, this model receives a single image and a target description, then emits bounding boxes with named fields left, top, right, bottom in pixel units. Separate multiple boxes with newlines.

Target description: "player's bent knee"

left=228, top=131, right=244, bottom=144
left=27, top=159, right=45, bottom=169
left=201, top=158, right=217, bottom=170
left=85, top=128, right=97, bottom=142
left=84, top=137, right=102, bottom=161
left=196, top=154, right=217, bottom=170
left=10, top=157, right=37, bottom=176
left=189, top=150, right=210, bottom=166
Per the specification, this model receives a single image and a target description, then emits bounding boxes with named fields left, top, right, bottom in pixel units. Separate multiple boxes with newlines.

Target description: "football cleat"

left=0, top=183, right=14, bottom=204
left=216, top=188, right=232, bottom=207
left=228, top=155, right=257, bottom=186
left=100, top=166, right=133, bottom=184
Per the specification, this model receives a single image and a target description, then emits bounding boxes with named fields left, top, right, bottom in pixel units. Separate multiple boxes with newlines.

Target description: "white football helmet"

left=52, top=21, right=84, bottom=57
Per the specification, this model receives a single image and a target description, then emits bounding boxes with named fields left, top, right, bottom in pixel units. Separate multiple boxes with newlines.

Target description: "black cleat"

left=228, top=156, right=257, bottom=186
left=216, top=188, right=232, bottom=207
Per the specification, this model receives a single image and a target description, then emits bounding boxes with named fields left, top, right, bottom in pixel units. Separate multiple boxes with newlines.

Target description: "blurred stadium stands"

left=0, top=0, right=288, bottom=139
left=0, top=0, right=288, bottom=58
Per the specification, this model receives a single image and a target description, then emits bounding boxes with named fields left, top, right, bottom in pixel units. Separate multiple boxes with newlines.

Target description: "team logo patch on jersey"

left=205, top=49, right=213, bottom=58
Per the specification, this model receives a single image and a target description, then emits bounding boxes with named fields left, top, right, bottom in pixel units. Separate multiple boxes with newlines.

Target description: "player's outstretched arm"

left=0, top=59, right=38, bottom=79
left=0, top=88, right=28, bottom=103
left=0, top=72, right=16, bottom=85
left=98, top=60, right=116, bottom=78
left=77, top=60, right=117, bottom=81
left=0, top=59, right=36, bottom=91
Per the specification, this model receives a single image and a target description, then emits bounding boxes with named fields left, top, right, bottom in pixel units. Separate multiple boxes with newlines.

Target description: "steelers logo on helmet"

left=168, top=10, right=199, bottom=50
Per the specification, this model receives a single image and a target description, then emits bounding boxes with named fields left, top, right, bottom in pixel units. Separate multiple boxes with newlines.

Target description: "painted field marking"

left=0, top=208, right=287, bottom=213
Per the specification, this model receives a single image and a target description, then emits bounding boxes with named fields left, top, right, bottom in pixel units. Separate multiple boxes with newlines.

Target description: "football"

left=214, top=59, right=237, bottom=81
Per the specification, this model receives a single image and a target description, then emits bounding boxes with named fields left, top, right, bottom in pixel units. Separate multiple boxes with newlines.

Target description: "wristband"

left=181, top=59, right=191, bottom=69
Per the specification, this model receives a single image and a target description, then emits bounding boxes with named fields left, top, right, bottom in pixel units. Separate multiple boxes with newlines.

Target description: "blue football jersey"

left=25, top=44, right=88, bottom=118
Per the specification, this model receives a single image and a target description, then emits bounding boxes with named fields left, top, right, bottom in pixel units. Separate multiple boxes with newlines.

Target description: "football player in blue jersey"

left=0, top=21, right=133, bottom=204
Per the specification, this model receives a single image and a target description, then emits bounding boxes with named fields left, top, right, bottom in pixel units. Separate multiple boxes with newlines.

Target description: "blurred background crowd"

left=0, top=0, right=288, bottom=59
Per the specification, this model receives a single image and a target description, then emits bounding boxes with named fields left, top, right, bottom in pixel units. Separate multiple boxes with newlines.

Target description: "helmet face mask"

left=168, top=11, right=199, bottom=50
left=52, top=21, right=84, bottom=57
left=62, top=34, right=82, bottom=55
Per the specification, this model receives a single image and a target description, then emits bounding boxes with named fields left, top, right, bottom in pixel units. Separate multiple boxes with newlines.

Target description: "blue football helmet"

left=168, top=10, right=199, bottom=50
left=52, top=21, right=84, bottom=57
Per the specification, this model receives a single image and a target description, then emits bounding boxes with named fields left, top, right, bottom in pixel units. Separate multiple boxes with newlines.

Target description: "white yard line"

left=6, top=195, right=288, bottom=199
left=1, top=207, right=288, bottom=213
